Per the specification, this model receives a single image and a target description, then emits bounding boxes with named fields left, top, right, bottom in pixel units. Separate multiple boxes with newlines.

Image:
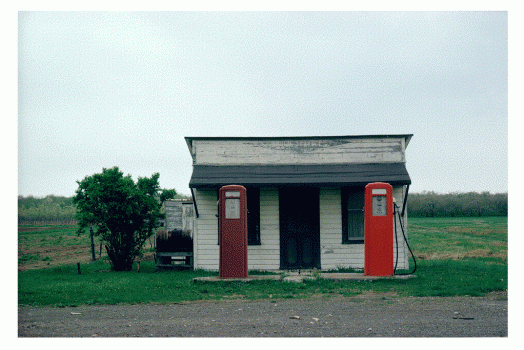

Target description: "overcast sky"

left=18, top=11, right=508, bottom=197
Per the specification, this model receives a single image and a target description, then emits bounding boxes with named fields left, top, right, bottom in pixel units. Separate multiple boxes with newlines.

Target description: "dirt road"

left=18, top=293, right=507, bottom=337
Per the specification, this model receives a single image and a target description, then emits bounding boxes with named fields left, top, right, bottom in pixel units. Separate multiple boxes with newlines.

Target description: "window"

left=247, top=187, right=261, bottom=245
left=342, top=187, right=365, bottom=244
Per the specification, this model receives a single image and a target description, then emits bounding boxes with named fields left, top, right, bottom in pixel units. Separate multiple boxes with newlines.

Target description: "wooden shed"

left=155, top=200, right=195, bottom=269
left=185, top=135, right=412, bottom=271
left=162, top=199, right=194, bottom=234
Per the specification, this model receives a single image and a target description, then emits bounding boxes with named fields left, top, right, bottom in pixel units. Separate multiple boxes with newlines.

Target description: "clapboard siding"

left=192, top=183, right=409, bottom=271
left=319, top=186, right=409, bottom=270
left=248, top=188, right=280, bottom=270
left=192, top=189, right=218, bottom=270
left=192, top=188, right=281, bottom=271
left=320, top=188, right=362, bottom=270
left=191, top=138, right=405, bottom=165
left=393, top=186, right=409, bottom=270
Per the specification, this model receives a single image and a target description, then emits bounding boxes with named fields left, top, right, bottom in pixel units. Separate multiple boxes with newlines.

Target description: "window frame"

left=246, top=187, right=261, bottom=245
left=341, top=186, right=365, bottom=244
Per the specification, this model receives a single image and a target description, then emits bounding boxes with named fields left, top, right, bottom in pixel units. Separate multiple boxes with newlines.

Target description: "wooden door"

left=279, top=187, right=320, bottom=269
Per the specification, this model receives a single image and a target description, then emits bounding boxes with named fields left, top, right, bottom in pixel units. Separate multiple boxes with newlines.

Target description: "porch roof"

left=188, top=162, right=411, bottom=188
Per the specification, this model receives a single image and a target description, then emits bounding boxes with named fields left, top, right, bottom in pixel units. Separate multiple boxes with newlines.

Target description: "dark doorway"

left=279, top=187, right=320, bottom=269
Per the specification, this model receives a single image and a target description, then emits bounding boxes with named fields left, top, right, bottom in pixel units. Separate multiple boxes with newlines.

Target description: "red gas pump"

left=218, top=185, right=248, bottom=278
left=364, top=182, right=394, bottom=276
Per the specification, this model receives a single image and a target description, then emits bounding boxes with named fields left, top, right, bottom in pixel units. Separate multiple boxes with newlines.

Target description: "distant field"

left=18, top=217, right=508, bottom=306
left=18, top=225, right=156, bottom=271
left=408, top=216, right=507, bottom=262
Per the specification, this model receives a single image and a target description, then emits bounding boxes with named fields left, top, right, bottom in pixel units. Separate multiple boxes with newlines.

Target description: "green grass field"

left=18, top=217, right=507, bottom=307
left=409, top=216, right=507, bottom=261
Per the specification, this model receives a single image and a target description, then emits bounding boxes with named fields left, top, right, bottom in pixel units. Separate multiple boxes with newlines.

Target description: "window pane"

left=348, top=210, right=364, bottom=238
left=347, top=191, right=364, bottom=209
left=345, top=187, right=364, bottom=241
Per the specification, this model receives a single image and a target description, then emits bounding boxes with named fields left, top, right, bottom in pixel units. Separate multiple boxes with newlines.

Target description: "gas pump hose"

left=393, top=203, right=417, bottom=275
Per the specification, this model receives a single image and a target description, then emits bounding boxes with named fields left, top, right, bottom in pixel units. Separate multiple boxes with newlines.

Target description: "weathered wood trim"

left=401, top=137, right=406, bottom=163
left=190, top=188, right=199, bottom=218
left=192, top=138, right=406, bottom=166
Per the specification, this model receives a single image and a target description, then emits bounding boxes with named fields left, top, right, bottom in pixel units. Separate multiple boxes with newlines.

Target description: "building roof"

left=188, top=162, right=411, bottom=188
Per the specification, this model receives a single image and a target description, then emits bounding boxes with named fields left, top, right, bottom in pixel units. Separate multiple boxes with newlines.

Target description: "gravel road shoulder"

left=18, top=292, right=507, bottom=337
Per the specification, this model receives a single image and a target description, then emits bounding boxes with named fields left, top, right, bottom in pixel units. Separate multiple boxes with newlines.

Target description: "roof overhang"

left=188, top=163, right=411, bottom=188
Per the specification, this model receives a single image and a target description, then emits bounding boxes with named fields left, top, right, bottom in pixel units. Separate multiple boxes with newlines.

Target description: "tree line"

left=407, top=191, right=507, bottom=217
left=18, top=195, right=77, bottom=224
left=19, top=190, right=508, bottom=223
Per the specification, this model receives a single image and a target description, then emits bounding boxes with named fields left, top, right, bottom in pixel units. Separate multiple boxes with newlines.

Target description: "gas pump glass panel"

left=225, top=198, right=240, bottom=219
left=372, top=196, right=387, bottom=216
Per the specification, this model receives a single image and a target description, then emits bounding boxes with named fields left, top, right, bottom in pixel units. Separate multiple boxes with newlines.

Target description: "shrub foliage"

left=73, top=167, right=175, bottom=271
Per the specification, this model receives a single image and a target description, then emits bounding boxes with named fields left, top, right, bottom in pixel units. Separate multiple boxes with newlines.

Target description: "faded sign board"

left=163, top=200, right=194, bottom=235
left=165, top=201, right=183, bottom=231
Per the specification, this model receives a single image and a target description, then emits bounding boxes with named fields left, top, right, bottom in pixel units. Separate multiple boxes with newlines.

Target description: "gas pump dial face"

left=372, top=195, right=387, bottom=216
left=225, top=198, right=240, bottom=219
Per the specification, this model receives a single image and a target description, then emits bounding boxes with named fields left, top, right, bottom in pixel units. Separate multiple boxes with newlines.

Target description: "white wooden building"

left=185, top=135, right=413, bottom=271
